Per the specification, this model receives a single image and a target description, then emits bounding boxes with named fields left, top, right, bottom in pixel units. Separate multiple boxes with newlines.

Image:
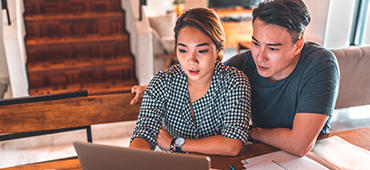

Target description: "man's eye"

left=198, top=50, right=209, bottom=53
left=252, top=41, right=259, bottom=46
left=269, top=47, right=278, bottom=51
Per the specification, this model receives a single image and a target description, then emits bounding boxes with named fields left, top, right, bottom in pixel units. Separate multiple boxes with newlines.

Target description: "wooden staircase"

left=24, top=0, right=138, bottom=96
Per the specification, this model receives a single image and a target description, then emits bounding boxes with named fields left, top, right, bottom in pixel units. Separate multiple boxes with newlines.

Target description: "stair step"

left=25, top=12, right=126, bottom=39
left=24, top=0, right=137, bottom=96
left=24, top=0, right=122, bottom=15
left=27, top=56, right=135, bottom=88
left=28, top=79, right=137, bottom=96
left=26, top=34, right=130, bottom=62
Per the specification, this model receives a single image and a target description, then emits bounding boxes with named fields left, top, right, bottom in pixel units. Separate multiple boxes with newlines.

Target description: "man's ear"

left=294, top=37, right=305, bottom=55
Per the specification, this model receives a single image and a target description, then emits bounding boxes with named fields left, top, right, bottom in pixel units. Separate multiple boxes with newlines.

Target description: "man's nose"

left=256, top=49, right=268, bottom=63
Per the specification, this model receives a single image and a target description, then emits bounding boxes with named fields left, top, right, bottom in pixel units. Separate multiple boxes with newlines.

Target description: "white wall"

left=145, top=0, right=207, bottom=17
left=122, top=0, right=153, bottom=85
left=304, top=0, right=330, bottom=46
left=324, top=0, right=357, bottom=49
left=0, top=2, right=9, bottom=79
left=362, top=2, right=370, bottom=46
left=1, top=0, right=28, bottom=97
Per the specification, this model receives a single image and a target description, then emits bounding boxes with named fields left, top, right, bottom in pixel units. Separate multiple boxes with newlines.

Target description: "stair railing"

left=139, top=0, right=147, bottom=21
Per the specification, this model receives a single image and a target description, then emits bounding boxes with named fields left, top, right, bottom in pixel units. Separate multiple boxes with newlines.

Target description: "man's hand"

left=156, top=127, right=174, bottom=150
left=130, top=85, right=148, bottom=105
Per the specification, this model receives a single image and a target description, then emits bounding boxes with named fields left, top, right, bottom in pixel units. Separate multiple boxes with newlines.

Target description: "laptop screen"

left=73, top=141, right=211, bottom=170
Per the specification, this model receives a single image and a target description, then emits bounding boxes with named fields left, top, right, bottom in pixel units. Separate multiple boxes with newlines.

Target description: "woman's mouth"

left=189, top=70, right=200, bottom=76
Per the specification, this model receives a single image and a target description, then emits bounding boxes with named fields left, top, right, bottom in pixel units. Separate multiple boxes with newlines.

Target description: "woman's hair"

left=252, top=0, right=311, bottom=44
left=174, top=8, right=225, bottom=61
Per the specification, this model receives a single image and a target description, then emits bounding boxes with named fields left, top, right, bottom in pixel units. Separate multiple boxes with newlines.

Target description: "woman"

left=129, top=8, right=251, bottom=156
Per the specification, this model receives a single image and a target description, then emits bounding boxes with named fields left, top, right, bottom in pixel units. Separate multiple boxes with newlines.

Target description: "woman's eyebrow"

left=196, top=43, right=210, bottom=47
left=177, top=42, right=210, bottom=47
left=178, top=43, right=187, bottom=47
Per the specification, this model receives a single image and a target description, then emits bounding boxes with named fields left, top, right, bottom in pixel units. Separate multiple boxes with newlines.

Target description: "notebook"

left=73, top=141, right=211, bottom=170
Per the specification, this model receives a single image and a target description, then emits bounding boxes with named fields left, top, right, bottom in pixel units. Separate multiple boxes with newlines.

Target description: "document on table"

left=310, top=135, right=370, bottom=170
left=242, top=136, right=370, bottom=170
left=241, top=150, right=329, bottom=170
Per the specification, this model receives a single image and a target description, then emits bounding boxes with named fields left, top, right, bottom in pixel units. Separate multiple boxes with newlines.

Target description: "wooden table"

left=3, top=127, right=370, bottom=170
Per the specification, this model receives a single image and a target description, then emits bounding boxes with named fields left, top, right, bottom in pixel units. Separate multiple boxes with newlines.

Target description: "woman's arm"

left=129, top=137, right=152, bottom=150
left=156, top=127, right=243, bottom=156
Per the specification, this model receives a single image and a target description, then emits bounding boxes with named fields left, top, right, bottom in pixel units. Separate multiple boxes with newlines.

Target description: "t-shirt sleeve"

left=296, top=51, right=340, bottom=116
left=130, top=72, right=167, bottom=149
left=221, top=70, right=252, bottom=145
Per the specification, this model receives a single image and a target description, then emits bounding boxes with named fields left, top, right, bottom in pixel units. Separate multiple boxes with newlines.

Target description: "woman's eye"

left=252, top=41, right=259, bottom=46
left=198, top=49, right=209, bottom=53
left=178, top=49, right=187, bottom=53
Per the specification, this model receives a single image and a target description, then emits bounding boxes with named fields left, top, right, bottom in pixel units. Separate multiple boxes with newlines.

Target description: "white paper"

left=242, top=150, right=329, bottom=170
left=311, top=136, right=370, bottom=170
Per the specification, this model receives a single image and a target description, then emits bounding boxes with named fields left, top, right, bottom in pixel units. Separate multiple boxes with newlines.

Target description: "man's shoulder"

left=301, top=42, right=338, bottom=68
left=302, top=42, right=336, bottom=59
left=224, top=50, right=255, bottom=76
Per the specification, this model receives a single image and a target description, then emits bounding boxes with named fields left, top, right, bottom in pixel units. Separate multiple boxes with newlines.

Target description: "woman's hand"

left=156, top=127, right=174, bottom=150
left=130, top=85, right=148, bottom=105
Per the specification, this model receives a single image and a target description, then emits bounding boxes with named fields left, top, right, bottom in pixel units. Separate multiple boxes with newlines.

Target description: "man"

left=130, top=0, right=339, bottom=157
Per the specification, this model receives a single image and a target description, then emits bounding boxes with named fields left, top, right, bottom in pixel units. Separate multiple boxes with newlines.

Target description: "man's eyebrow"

left=252, top=36, right=282, bottom=46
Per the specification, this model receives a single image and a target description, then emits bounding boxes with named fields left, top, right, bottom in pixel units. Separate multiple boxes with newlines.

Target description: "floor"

left=1, top=47, right=369, bottom=169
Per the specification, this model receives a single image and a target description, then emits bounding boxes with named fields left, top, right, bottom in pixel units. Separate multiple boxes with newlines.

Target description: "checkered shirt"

left=131, top=61, right=252, bottom=149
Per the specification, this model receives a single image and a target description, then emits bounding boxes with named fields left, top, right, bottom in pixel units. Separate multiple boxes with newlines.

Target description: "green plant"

left=173, top=0, right=185, bottom=5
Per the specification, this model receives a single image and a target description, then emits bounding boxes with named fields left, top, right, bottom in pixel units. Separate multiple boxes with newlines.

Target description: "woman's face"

left=176, top=26, right=219, bottom=84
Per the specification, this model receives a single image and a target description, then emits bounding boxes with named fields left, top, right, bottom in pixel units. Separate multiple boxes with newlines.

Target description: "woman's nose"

left=188, top=53, right=198, bottom=64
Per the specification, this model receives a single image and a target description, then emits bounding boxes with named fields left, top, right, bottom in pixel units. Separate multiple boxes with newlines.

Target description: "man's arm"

left=251, top=113, right=329, bottom=157
left=130, top=85, right=148, bottom=105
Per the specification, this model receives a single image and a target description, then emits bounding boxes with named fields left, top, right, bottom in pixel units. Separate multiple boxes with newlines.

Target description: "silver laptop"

left=73, top=141, right=211, bottom=170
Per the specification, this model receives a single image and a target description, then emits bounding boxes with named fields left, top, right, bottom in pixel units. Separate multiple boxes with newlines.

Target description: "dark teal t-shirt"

left=225, top=42, right=339, bottom=134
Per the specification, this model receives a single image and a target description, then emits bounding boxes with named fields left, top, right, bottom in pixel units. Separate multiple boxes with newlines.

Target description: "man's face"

left=251, top=19, right=303, bottom=82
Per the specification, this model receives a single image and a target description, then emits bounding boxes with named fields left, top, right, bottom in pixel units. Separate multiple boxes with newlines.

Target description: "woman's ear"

left=216, top=49, right=223, bottom=61
left=294, top=37, right=305, bottom=55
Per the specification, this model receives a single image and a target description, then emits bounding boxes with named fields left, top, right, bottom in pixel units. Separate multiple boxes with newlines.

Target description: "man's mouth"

left=257, top=65, right=269, bottom=71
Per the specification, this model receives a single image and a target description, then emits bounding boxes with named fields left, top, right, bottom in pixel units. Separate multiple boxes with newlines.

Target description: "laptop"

left=73, top=141, right=211, bottom=170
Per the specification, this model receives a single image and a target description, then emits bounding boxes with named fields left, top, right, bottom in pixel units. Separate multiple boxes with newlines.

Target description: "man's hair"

left=174, top=8, right=225, bottom=61
left=252, top=0, right=311, bottom=43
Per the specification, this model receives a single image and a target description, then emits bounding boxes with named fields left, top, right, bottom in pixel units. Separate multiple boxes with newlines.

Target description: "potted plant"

left=173, top=0, right=185, bottom=16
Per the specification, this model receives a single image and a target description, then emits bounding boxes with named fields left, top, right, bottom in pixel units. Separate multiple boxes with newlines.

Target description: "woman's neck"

left=187, top=76, right=212, bottom=103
